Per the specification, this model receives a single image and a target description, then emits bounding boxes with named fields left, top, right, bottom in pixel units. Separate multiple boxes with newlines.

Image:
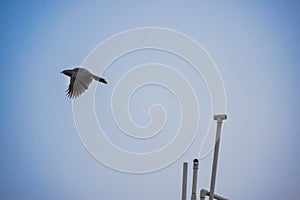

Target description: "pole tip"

left=213, top=114, right=227, bottom=121
left=193, top=159, right=199, bottom=165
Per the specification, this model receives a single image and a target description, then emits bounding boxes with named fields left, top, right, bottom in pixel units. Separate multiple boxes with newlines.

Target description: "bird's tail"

left=92, top=75, right=107, bottom=84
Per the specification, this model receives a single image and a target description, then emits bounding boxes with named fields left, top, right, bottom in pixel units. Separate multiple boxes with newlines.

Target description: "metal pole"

left=191, top=159, right=199, bottom=200
left=209, top=114, right=227, bottom=200
left=182, top=162, right=188, bottom=200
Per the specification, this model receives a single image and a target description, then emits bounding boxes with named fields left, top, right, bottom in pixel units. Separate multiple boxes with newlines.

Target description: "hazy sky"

left=0, top=1, right=299, bottom=200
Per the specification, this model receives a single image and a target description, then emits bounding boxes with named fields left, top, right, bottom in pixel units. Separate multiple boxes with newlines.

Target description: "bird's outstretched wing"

left=66, top=69, right=93, bottom=99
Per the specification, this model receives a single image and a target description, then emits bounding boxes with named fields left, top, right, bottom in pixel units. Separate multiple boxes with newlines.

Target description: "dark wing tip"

left=100, top=78, right=107, bottom=84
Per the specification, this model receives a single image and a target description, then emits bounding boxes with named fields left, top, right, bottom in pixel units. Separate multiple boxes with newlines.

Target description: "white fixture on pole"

left=200, top=189, right=228, bottom=200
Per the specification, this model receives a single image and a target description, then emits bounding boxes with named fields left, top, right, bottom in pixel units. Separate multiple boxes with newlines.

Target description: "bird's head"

left=61, top=69, right=73, bottom=77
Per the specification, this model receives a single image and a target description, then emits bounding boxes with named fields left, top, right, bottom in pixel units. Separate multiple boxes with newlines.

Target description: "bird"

left=61, top=67, right=107, bottom=99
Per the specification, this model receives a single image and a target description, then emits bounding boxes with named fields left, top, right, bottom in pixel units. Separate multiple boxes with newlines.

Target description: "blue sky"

left=0, top=0, right=299, bottom=199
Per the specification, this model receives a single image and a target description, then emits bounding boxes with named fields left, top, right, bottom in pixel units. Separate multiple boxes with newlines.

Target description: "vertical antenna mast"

left=209, top=114, right=227, bottom=200
left=181, top=162, right=188, bottom=200
left=191, top=159, right=199, bottom=200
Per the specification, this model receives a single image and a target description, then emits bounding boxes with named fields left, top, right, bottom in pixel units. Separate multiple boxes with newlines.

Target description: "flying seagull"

left=61, top=67, right=107, bottom=99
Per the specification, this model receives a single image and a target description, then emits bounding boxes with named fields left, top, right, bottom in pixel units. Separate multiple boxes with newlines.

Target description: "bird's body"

left=61, top=67, right=107, bottom=99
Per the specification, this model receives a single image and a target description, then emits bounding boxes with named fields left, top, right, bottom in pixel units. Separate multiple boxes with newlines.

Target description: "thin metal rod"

left=191, top=159, right=199, bottom=200
left=209, top=114, right=227, bottom=200
left=181, top=162, right=188, bottom=200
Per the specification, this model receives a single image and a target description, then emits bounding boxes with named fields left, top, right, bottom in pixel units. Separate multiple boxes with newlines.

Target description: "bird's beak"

left=60, top=71, right=63, bottom=73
